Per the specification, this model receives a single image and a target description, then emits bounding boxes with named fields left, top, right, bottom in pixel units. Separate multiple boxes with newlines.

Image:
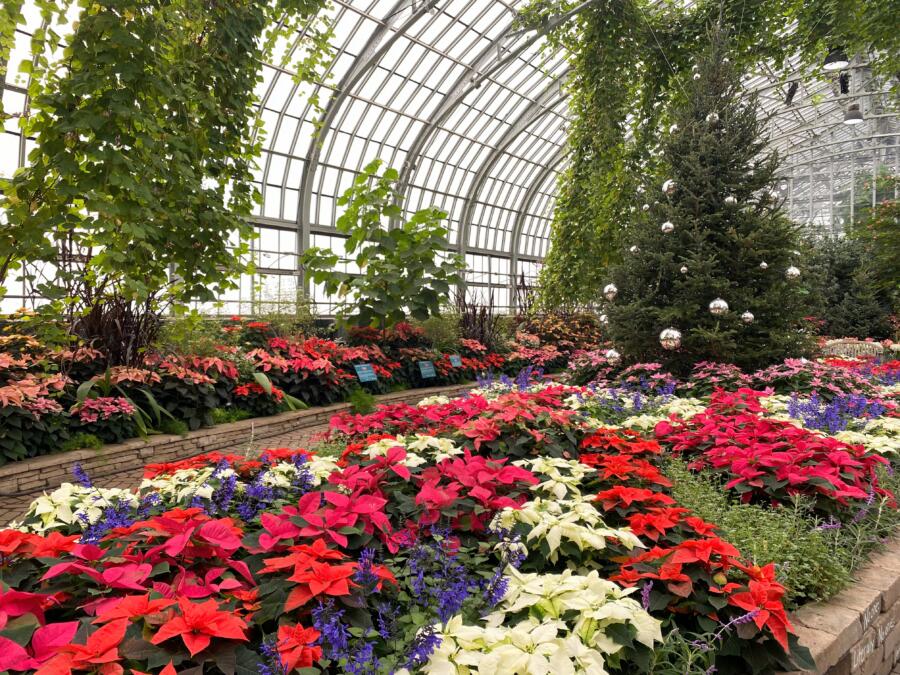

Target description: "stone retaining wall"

left=785, top=539, right=900, bottom=675
left=0, top=383, right=469, bottom=521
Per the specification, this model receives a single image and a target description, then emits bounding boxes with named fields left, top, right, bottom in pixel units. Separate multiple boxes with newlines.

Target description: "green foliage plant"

left=604, top=28, right=811, bottom=373
left=60, top=432, right=103, bottom=453
left=211, top=407, right=253, bottom=425
left=301, top=159, right=465, bottom=329
left=665, top=459, right=849, bottom=607
left=0, top=0, right=331, bottom=353
left=347, top=387, right=377, bottom=415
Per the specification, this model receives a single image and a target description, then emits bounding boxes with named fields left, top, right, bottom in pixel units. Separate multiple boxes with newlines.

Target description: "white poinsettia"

left=304, top=454, right=341, bottom=484
left=139, top=467, right=216, bottom=504
left=363, top=436, right=428, bottom=467
left=423, top=616, right=609, bottom=675
left=490, top=495, right=642, bottom=562
left=20, top=483, right=139, bottom=533
left=514, top=457, right=595, bottom=499
left=418, top=394, right=452, bottom=407
left=404, top=434, right=464, bottom=462
left=490, top=568, right=662, bottom=652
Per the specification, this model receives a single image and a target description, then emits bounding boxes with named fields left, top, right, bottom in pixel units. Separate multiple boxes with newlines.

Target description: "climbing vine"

left=0, top=0, right=331, bottom=309
left=531, top=0, right=898, bottom=308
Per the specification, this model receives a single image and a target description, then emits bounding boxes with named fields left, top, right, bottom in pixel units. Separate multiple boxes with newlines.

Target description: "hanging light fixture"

left=823, top=48, right=849, bottom=72
left=844, top=103, right=864, bottom=125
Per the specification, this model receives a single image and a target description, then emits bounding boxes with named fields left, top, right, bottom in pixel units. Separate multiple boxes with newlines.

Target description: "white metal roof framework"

left=1, top=0, right=897, bottom=314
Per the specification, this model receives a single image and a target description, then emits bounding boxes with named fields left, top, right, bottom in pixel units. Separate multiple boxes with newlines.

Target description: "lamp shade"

left=823, top=48, right=849, bottom=71
left=844, top=104, right=864, bottom=125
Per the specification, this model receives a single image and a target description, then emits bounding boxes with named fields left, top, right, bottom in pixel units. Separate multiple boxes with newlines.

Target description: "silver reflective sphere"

left=709, top=298, right=730, bottom=315
left=680, top=266, right=688, bottom=274
left=603, top=283, right=618, bottom=301
left=759, top=261, right=768, bottom=270
left=724, top=195, right=738, bottom=206
left=642, top=203, right=650, bottom=211
left=599, top=314, right=609, bottom=325
left=661, top=221, right=675, bottom=234
left=706, top=112, right=720, bottom=124
left=662, top=179, right=677, bottom=195
left=786, top=266, right=801, bottom=280
left=629, top=245, right=640, bottom=253
left=659, top=328, right=682, bottom=350
left=741, top=311, right=755, bottom=324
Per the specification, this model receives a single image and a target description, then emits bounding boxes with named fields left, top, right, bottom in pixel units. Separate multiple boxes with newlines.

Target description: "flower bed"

left=0, top=354, right=898, bottom=672
left=0, top=325, right=520, bottom=466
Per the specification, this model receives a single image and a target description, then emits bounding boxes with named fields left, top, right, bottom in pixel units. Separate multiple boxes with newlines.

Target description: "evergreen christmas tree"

left=604, top=27, right=812, bottom=374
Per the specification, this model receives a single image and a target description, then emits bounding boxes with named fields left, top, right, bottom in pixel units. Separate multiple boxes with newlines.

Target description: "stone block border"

left=782, top=539, right=900, bottom=675
left=0, top=383, right=470, bottom=523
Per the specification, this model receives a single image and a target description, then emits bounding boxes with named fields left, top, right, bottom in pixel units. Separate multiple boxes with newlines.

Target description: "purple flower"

left=72, top=463, right=92, bottom=489
left=641, top=580, right=653, bottom=611
left=405, top=624, right=442, bottom=669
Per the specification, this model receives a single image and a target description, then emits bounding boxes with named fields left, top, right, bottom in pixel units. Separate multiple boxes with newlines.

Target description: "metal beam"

left=296, top=0, right=440, bottom=284
left=509, top=149, right=567, bottom=304
left=395, top=1, right=595, bottom=251
left=456, top=81, right=567, bottom=255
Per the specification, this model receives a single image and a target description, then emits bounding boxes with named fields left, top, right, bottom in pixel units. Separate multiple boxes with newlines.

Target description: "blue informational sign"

left=418, top=360, right=437, bottom=379
left=448, top=354, right=463, bottom=368
left=354, top=363, right=378, bottom=382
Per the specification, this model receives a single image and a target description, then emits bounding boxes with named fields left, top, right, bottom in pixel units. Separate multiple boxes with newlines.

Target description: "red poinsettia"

left=277, top=624, right=323, bottom=670
left=150, top=597, right=248, bottom=656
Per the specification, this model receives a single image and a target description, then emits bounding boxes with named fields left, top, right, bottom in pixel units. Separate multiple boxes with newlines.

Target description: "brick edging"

left=781, top=539, right=900, bottom=675
left=0, top=383, right=470, bottom=517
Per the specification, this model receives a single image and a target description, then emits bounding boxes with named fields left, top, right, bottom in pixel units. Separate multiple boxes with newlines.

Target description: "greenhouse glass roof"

left=1, top=0, right=897, bottom=313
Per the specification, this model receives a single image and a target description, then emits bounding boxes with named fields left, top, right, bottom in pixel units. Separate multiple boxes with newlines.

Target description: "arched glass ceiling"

left=1, top=0, right=897, bottom=314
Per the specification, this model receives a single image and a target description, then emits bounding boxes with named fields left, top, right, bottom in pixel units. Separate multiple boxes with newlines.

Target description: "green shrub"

left=211, top=407, right=253, bottom=425
left=665, top=459, right=849, bottom=607
left=158, top=418, right=189, bottom=436
left=60, top=433, right=103, bottom=452
left=250, top=287, right=318, bottom=338
left=348, top=387, right=377, bottom=415
left=157, top=312, right=233, bottom=357
left=416, top=313, right=460, bottom=352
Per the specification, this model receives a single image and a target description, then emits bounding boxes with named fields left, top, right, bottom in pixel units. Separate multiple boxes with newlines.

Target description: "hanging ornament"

left=709, top=298, right=729, bottom=315
left=759, top=261, right=768, bottom=270
left=741, top=311, right=755, bottom=324
left=642, top=203, right=650, bottom=211
left=599, top=314, right=609, bottom=325
left=659, top=328, right=682, bottom=350
left=785, top=266, right=801, bottom=280
left=680, top=266, right=688, bottom=274
left=692, top=64, right=700, bottom=72
left=636, top=185, right=645, bottom=195
left=724, top=195, right=738, bottom=206
left=706, top=112, right=720, bottom=124
left=605, top=349, right=621, bottom=365
left=661, top=221, right=675, bottom=234
left=668, top=123, right=679, bottom=133
left=722, top=57, right=731, bottom=64
left=693, top=73, right=701, bottom=81
left=629, top=245, right=640, bottom=254
left=603, top=284, right=618, bottom=301
left=662, top=179, right=677, bottom=195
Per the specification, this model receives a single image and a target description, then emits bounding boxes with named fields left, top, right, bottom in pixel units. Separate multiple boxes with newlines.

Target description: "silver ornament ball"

left=659, top=328, right=682, bottom=350
left=680, top=266, right=688, bottom=274
left=759, top=261, right=768, bottom=270
left=599, top=314, right=609, bottom=325
left=693, top=73, right=701, bottom=80
left=741, top=311, right=755, bottom=324
left=668, top=123, right=679, bottom=133
left=709, top=298, right=730, bottom=315
left=629, top=245, right=640, bottom=253
left=642, top=203, right=650, bottom=211
left=724, top=195, right=738, bottom=206
left=661, top=221, right=675, bottom=234
left=605, top=349, right=621, bottom=365
left=786, top=266, right=801, bottom=280
left=603, top=283, right=618, bottom=301
left=662, top=179, right=677, bottom=196
left=706, top=112, right=720, bottom=124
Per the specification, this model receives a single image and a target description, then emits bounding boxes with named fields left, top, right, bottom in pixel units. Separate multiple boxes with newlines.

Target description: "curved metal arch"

left=456, top=80, right=568, bottom=256
left=396, top=2, right=596, bottom=241
left=297, top=0, right=439, bottom=241
left=508, top=148, right=567, bottom=300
